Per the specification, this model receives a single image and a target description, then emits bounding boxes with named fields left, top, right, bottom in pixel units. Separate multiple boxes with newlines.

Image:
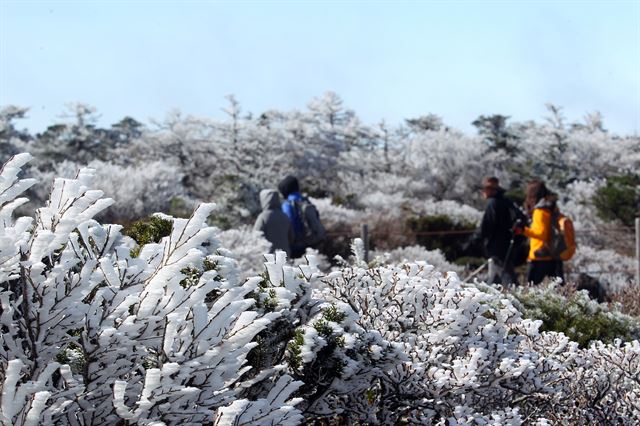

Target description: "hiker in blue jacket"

left=278, top=175, right=326, bottom=258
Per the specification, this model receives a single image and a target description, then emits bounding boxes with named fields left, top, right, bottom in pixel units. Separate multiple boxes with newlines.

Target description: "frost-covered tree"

left=0, top=154, right=303, bottom=425
left=0, top=106, right=30, bottom=163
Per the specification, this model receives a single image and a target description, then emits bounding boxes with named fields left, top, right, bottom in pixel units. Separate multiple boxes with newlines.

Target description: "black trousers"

left=526, top=260, right=564, bottom=285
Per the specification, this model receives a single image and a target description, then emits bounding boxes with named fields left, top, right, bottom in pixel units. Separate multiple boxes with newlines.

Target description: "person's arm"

left=253, top=214, right=265, bottom=233
left=479, top=199, right=497, bottom=239
left=524, top=209, right=548, bottom=240
left=282, top=201, right=294, bottom=222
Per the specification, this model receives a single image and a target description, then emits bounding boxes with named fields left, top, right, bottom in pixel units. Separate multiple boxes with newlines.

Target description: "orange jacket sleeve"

left=524, top=209, right=549, bottom=241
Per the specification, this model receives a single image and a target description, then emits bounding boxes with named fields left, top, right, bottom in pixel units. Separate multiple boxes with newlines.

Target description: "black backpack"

left=506, top=200, right=528, bottom=267
left=287, top=197, right=326, bottom=248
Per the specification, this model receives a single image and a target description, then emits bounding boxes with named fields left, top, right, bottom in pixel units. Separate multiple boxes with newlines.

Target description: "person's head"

left=480, top=176, right=502, bottom=199
left=278, top=175, right=300, bottom=198
left=260, top=189, right=281, bottom=210
left=524, top=179, right=549, bottom=212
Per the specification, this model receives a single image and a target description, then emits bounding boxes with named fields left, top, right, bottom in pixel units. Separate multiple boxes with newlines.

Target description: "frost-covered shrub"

left=217, top=226, right=272, bottom=279
left=281, top=244, right=640, bottom=423
left=404, top=129, right=491, bottom=201
left=371, top=245, right=464, bottom=274
left=292, top=247, right=331, bottom=272
left=2, top=153, right=640, bottom=425
left=561, top=179, right=606, bottom=233
left=419, top=199, right=483, bottom=226
left=511, top=284, right=640, bottom=347
left=566, top=245, right=637, bottom=291
left=312, top=197, right=364, bottom=225
left=0, top=154, right=302, bottom=425
left=29, top=159, right=188, bottom=223
left=611, top=285, right=640, bottom=318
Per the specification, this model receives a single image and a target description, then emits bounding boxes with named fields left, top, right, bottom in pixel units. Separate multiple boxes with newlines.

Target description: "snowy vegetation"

left=1, top=95, right=639, bottom=423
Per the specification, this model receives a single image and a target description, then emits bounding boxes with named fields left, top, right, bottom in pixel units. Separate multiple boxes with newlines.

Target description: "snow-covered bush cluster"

left=511, top=283, right=640, bottom=347
left=1, top=95, right=638, bottom=283
left=0, top=154, right=303, bottom=425
left=1, top=155, right=639, bottom=425
left=309, top=260, right=640, bottom=423
left=371, top=245, right=464, bottom=275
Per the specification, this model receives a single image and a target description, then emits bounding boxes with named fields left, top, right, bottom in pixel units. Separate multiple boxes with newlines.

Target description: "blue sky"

left=1, top=0, right=638, bottom=135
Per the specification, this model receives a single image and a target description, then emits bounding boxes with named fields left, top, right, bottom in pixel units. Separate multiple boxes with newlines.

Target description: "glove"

left=512, top=224, right=524, bottom=235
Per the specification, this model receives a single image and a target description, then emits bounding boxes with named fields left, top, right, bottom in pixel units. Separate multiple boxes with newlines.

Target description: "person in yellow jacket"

left=515, top=179, right=564, bottom=285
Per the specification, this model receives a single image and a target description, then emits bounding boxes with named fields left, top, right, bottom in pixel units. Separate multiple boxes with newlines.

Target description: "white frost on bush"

left=566, top=244, right=637, bottom=291
left=419, top=198, right=483, bottom=226
left=0, top=154, right=301, bottom=425
left=1, top=154, right=639, bottom=425
left=217, top=225, right=272, bottom=279
left=372, top=245, right=464, bottom=274
left=30, top=159, right=188, bottom=222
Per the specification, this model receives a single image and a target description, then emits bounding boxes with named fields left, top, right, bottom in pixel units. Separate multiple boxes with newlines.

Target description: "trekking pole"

left=464, top=262, right=488, bottom=282
left=502, top=237, right=515, bottom=270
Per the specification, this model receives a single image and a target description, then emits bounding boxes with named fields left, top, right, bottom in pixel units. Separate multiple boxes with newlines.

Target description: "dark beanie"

left=278, top=175, right=299, bottom=198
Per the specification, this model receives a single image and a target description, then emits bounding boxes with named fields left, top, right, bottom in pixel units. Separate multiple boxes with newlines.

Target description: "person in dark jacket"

left=253, top=189, right=293, bottom=257
left=470, top=177, right=524, bottom=285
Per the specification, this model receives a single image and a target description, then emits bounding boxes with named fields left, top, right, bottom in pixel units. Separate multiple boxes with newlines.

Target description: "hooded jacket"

left=253, top=189, right=293, bottom=256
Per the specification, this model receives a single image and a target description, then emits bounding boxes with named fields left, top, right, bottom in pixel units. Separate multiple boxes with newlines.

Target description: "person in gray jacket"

left=253, top=189, right=293, bottom=257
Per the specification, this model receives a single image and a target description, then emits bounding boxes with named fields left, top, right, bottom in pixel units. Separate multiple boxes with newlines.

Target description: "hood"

left=260, top=189, right=281, bottom=210
left=278, top=175, right=299, bottom=198
left=534, top=194, right=557, bottom=210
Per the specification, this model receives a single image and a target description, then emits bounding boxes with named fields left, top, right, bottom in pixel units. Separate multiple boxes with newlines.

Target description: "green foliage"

left=250, top=272, right=279, bottom=313
left=203, top=257, right=219, bottom=272
left=471, top=114, right=519, bottom=154
left=593, top=173, right=640, bottom=227
left=287, top=305, right=348, bottom=378
left=168, top=197, right=191, bottom=218
left=180, top=266, right=201, bottom=288
left=313, top=320, right=333, bottom=338
left=512, top=285, right=640, bottom=348
left=124, top=216, right=173, bottom=257
left=322, top=305, right=347, bottom=324
left=407, top=215, right=475, bottom=260
left=287, top=329, right=305, bottom=372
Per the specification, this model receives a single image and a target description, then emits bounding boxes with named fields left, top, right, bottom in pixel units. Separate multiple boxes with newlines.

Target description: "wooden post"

left=361, top=224, right=369, bottom=263
left=636, top=217, right=640, bottom=285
